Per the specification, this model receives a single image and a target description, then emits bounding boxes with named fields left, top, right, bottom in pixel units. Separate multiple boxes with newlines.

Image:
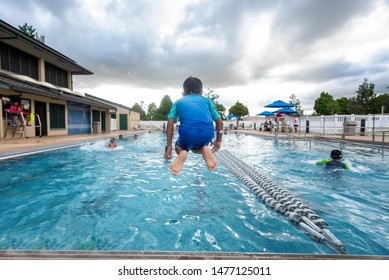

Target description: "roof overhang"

left=0, top=20, right=93, bottom=75
left=0, top=71, right=116, bottom=111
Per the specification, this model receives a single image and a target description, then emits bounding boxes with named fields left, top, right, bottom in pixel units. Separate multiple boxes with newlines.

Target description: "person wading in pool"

left=316, top=149, right=349, bottom=170
left=108, top=137, right=117, bottom=148
left=164, top=76, right=223, bottom=176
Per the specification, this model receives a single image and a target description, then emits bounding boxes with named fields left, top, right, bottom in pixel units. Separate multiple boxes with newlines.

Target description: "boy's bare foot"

left=201, top=147, right=217, bottom=171
left=170, top=150, right=188, bottom=176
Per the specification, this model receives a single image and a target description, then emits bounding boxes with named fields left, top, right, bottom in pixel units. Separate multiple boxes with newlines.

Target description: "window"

left=92, top=110, right=100, bottom=122
left=49, top=103, right=66, bottom=129
left=0, top=42, right=39, bottom=79
left=45, top=62, right=68, bottom=88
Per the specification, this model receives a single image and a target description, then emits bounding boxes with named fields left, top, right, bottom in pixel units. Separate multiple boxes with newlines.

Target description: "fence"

left=140, top=114, right=389, bottom=138
left=299, top=114, right=389, bottom=135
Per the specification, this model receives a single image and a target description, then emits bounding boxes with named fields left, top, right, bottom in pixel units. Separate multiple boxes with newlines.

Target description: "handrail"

left=283, top=132, right=389, bottom=157
left=35, top=113, right=42, bottom=137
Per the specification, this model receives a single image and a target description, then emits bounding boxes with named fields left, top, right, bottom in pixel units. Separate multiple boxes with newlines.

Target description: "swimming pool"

left=0, top=132, right=388, bottom=255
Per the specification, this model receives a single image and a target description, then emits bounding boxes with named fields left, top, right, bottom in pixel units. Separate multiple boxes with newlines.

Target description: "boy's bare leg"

left=170, top=146, right=188, bottom=176
left=199, top=146, right=217, bottom=171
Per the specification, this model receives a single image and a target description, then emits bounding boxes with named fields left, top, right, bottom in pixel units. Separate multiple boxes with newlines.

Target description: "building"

left=85, top=93, right=140, bottom=132
left=0, top=19, right=134, bottom=139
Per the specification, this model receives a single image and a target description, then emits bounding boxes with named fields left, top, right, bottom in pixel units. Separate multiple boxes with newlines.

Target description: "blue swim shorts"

left=175, top=128, right=214, bottom=151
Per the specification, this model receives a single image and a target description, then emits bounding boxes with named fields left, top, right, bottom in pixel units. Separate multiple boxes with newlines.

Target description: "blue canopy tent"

left=274, top=107, right=298, bottom=114
left=264, top=101, right=295, bottom=139
left=256, top=111, right=275, bottom=116
left=256, top=111, right=275, bottom=132
left=226, top=114, right=238, bottom=119
left=265, top=100, right=295, bottom=108
left=273, top=107, right=297, bottom=134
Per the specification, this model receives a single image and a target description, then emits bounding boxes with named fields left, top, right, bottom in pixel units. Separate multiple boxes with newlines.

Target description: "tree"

left=335, top=97, right=350, bottom=114
left=289, top=94, right=304, bottom=116
left=204, top=88, right=219, bottom=102
left=215, top=103, right=226, bottom=120
left=157, top=95, right=173, bottom=120
left=370, top=93, right=389, bottom=114
left=204, top=88, right=226, bottom=119
left=131, top=103, right=146, bottom=120
left=353, top=78, right=376, bottom=114
left=18, top=23, right=39, bottom=39
left=146, top=102, right=158, bottom=120
left=313, top=92, right=336, bottom=115
left=229, top=101, right=249, bottom=120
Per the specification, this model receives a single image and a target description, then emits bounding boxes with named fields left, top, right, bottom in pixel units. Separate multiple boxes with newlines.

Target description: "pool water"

left=0, top=132, right=388, bottom=255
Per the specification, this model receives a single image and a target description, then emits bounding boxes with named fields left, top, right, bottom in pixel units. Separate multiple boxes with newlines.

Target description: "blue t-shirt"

left=168, top=94, right=220, bottom=131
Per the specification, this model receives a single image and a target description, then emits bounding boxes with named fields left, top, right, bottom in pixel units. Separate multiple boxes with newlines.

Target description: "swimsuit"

left=168, top=94, right=220, bottom=150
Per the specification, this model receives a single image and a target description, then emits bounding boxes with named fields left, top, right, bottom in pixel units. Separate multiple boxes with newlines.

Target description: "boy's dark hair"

left=183, top=76, right=202, bottom=94
left=330, top=149, right=342, bottom=159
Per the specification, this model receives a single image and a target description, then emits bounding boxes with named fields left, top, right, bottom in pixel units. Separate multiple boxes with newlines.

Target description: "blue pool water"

left=0, top=132, right=388, bottom=255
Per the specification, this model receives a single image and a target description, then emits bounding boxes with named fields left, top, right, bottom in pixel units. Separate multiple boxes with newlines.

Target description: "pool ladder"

left=216, top=149, right=347, bottom=254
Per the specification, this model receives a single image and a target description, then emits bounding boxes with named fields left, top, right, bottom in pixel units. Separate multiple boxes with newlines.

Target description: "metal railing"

left=283, top=129, right=389, bottom=157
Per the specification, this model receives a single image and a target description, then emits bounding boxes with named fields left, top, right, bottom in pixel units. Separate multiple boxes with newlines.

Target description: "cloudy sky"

left=1, top=0, right=389, bottom=115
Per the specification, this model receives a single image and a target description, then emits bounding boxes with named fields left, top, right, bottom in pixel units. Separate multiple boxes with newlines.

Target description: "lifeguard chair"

left=4, top=109, right=42, bottom=138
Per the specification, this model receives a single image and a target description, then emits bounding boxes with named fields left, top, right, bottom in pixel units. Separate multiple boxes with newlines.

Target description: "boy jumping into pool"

left=164, top=76, right=223, bottom=176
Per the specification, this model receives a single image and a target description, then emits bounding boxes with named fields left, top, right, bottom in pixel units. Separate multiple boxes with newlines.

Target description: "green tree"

left=146, top=102, right=158, bottom=120
left=18, top=23, right=39, bottom=39
left=353, top=78, right=376, bottom=114
left=215, top=103, right=226, bottom=120
left=335, top=97, right=350, bottom=114
left=131, top=103, right=146, bottom=120
left=229, top=101, right=249, bottom=120
left=313, top=92, right=336, bottom=115
left=204, top=88, right=226, bottom=119
left=370, top=93, right=389, bottom=113
left=157, top=95, right=173, bottom=120
left=289, top=94, right=304, bottom=116
left=204, top=88, right=219, bottom=102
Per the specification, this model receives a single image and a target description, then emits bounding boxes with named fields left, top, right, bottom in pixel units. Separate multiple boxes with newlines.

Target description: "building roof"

left=85, top=93, right=131, bottom=110
left=0, top=71, right=116, bottom=110
left=0, top=19, right=93, bottom=75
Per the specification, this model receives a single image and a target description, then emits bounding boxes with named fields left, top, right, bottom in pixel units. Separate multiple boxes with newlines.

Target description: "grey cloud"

left=273, top=0, right=373, bottom=44
left=2, top=0, right=389, bottom=111
left=288, top=60, right=367, bottom=83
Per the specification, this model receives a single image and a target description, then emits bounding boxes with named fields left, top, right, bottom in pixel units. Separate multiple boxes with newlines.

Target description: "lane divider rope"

left=216, top=149, right=347, bottom=254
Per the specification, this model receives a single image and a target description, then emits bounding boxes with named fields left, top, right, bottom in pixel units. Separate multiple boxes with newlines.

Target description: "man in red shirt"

left=9, top=101, right=23, bottom=112
left=9, top=101, right=30, bottom=126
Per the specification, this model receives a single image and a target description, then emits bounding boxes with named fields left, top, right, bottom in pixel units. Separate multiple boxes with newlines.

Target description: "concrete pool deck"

left=1, top=249, right=388, bottom=260
left=0, top=131, right=142, bottom=158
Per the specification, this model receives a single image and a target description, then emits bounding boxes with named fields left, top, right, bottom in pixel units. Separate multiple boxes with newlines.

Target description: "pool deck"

left=1, top=249, right=388, bottom=260
left=0, top=131, right=141, bottom=159
left=0, top=129, right=388, bottom=159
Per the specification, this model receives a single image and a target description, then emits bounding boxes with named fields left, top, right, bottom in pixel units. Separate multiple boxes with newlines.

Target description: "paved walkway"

left=0, top=131, right=141, bottom=158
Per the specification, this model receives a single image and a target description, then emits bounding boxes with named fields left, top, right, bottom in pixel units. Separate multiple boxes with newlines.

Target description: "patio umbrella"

left=265, top=100, right=295, bottom=108
left=226, top=114, right=238, bottom=119
left=256, top=111, right=275, bottom=116
left=274, top=107, right=298, bottom=114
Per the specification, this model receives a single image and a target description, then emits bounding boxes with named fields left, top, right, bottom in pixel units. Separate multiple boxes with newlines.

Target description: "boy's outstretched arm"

left=212, top=118, right=223, bottom=152
left=164, top=118, right=175, bottom=160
